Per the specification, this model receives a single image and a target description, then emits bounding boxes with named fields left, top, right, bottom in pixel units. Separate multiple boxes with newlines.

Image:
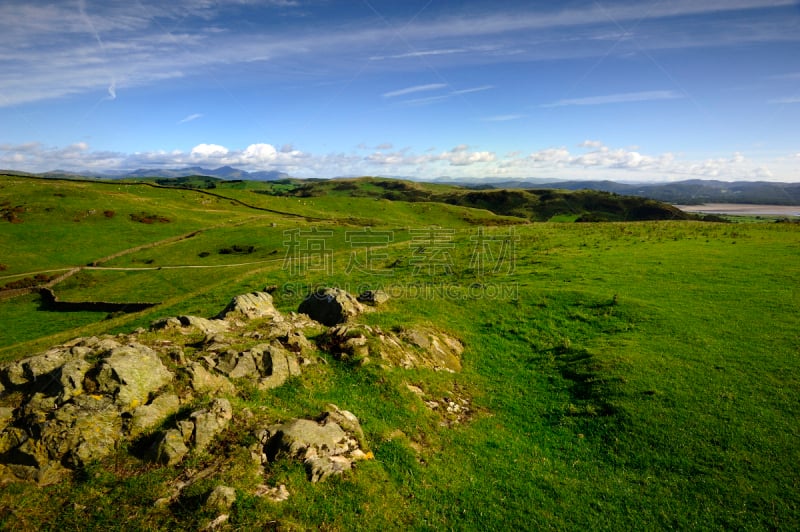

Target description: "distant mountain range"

left=120, top=166, right=290, bottom=181
left=0, top=166, right=290, bottom=181
left=460, top=178, right=800, bottom=206
left=2, top=167, right=799, bottom=205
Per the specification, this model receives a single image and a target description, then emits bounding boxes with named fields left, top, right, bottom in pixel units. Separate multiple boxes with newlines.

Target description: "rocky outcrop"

left=320, top=324, right=463, bottom=371
left=0, top=339, right=175, bottom=483
left=0, top=287, right=464, bottom=490
left=298, top=287, right=364, bottom=326
left=147, top=398, right=233, bottom=466
left=0, top=290, right=325, bottom=484
left=255, top=405, right=371, bottom=482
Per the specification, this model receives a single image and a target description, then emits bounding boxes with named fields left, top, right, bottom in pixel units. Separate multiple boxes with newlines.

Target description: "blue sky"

left=0, top=0, right=799, bottom=181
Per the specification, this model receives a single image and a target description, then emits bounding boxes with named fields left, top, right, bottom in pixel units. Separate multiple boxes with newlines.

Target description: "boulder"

left=93, top=344, right=173, bottom=411
left=216, top=351, right=259, bottom=380
left=150, top=317, right=181, bottom=331
left=320, top=404, right=366, bottom=449
left=281, top=331, right=315, bottom=358
left=22, top=348, right=73, bottom=384
left=357, top=290, right=390, bottom=306
left=252, top=344, right=300, bottom=390
left=190, top=398, right=233, bottom=452
left=148, top=429, right=189, bottom=466
left=298, top=287, right=363, bottom=326
left=181, top=363, right=236, bottom=395
left=205, top=485, right=237, bottom=511
left=178, top=316, right=229, bottom=336
left=216, top=292, right=282, bottom=321
left=38, top=394, right=122, bottom=469
left=254, top=484, right=290, bottom=502
left=258, top=405, right=366, bottom=483
left=128, top=394, right=181, bottom=437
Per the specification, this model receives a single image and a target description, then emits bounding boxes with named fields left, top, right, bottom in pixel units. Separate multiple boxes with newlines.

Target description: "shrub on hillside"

left=218, top=244, right=256, bottom=255
left=1, top=273, right=56, bottom=290
left=129, top=212, right=171, bottom=224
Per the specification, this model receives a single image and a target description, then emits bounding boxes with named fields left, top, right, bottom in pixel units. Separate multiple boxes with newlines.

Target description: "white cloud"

left=578, top=140, right=604, bottom=148
left=382, top=83, right=447, bottom=99
left=370, top=49, right=466, bottom=61
left=191, top=144, right=229, bottom=157
left=1, top=141, right=797, bottom=182
left=542, top=90, right=684, bottom=108
left=451, top=85, right=495, bottom=96
left=438, top=146, right=496, bottom=166
left=529, top=147, right=571, bottom=164
left=178, top=113, right=203, bottom=124
left=106, top=78, right=117, bottom=100
left=768, top=96, right=800, bottom=104
left=242, top=143, right=278, bottom=163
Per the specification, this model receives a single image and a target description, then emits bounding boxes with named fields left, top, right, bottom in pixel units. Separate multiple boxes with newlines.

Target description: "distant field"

left=1, top=175, right=799, bottom=530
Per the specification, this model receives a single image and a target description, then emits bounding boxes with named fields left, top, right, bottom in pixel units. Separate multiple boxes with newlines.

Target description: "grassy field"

left=0, top=175, right=798, bottom=530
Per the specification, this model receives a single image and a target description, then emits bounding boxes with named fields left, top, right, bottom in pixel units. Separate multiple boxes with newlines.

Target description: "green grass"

left=0, top=175, right=799, bottom=530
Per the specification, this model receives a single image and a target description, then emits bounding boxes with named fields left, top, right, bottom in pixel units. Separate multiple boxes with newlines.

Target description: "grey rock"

left=1, top=360, right=28, bottom=388
left=254, top=344, right=300, bottom=390
left=177, top=420, right=195, bottom=442
left=321, top=325, right=463, bottom=372
left=70, top=346, right=92, bottom=357
left=150, top=317, right=182, bottom=331
left=400, top=328, right=463, bottom=372
left=56, top=358, right=92, bottom=404
left=259, top=406, right=366, bottom=483
left=306, top=455, right=353, bottom=483
left=94, top=344, right=173, bottom=411
left=93, top=338, right=123, bottom=354
left=205, top=485, right=237, bottom=511
left=149, top=428, right=189, bottom=466
left=202, top=514, right=229, bottom=531
left=39, top=394, right=122, bottom=469
left=320, top=404, right=366, bottom=450
left=264, top=418, right=350, bottom=461
left=178, top=316, right=229, bottom=336
left=129, top=394, right=180, bottom=437
left=167, top=348, right=187, bottom=366
left=229, top=352, right=259, bottom=379
left=254, top=483, right=290, bottom=502
left=282, top=331, right=315, bottom=358
left=216, top=291, right=282, bottom=321
left=190, top=398, right=233, bottom=452
left=181, top=363, right=235, bottom=395
left=0, top=427, right=28, bottom=454
left=298, top=287, right=363, bottom=326
left=0, top=407, right=14, bottom=432
left=357, top=289, right=390, bottom=306
left=22, top=348, right=73, bottom=383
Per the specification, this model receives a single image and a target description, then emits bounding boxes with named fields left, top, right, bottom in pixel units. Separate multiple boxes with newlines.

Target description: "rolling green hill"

left=0, top=173, right=798, bottom=530
left=263, top=176, right=694, bottom=222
